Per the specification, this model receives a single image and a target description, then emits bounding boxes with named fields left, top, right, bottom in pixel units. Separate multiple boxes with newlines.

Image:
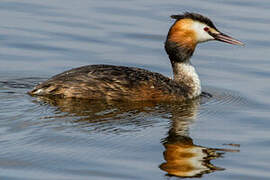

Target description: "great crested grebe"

left=29, top=12, right=243, bottom=101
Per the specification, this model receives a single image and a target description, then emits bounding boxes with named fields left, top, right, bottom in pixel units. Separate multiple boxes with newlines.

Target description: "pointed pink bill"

left=214, top=33, right=244, bottom=46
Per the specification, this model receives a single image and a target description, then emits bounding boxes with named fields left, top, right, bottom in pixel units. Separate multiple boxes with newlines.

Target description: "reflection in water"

left=33, top=96, right=239, bottom=178
left=34, top=96, right=169, bottom=133
left=160, top=100, right=225, bottom=178
left=160, top=136, right=225, bottom=178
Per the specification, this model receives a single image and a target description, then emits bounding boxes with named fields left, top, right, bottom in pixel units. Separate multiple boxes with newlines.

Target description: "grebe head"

left=165, top=12, right=244, bottom=62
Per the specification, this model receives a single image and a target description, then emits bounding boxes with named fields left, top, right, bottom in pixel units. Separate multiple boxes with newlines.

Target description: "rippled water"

left=1, top=0, right=270, bottom=179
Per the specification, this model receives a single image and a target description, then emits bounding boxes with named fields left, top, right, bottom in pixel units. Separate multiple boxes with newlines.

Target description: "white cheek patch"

left=191, top=21, right=214, bottom=43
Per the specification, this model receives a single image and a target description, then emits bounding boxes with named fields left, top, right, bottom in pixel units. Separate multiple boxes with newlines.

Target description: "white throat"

left=173, top=62, right=201, bottom=98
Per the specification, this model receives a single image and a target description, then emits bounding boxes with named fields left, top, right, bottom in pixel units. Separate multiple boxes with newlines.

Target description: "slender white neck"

left=172, top=62, right=201, bottom=98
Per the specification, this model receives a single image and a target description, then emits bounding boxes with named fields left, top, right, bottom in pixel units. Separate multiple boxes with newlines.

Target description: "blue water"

left=0, top=0, right=270, bottom=179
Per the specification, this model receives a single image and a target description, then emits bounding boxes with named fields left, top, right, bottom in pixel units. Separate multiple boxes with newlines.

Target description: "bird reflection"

left=160, top=100, right=225, bottom=178
left=33, top=95, right=239, bottom=178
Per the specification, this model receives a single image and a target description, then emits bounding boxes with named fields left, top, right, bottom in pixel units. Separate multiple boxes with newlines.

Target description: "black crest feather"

left=171, top=12, right=217, bottom=30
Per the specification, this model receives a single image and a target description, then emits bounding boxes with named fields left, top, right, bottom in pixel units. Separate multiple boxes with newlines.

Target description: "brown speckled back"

left=29, top=65, right=191, bottom=101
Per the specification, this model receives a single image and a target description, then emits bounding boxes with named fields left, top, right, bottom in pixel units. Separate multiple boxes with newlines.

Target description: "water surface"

left=0, top=0, right=270, bottom=179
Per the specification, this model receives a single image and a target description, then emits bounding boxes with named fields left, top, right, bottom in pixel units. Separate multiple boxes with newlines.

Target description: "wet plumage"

left=30, top=65, right=192, bottom=101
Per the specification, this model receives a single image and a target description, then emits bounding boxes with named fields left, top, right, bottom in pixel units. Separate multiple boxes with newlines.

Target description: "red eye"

left=204, top=27, right=209, bottom=32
